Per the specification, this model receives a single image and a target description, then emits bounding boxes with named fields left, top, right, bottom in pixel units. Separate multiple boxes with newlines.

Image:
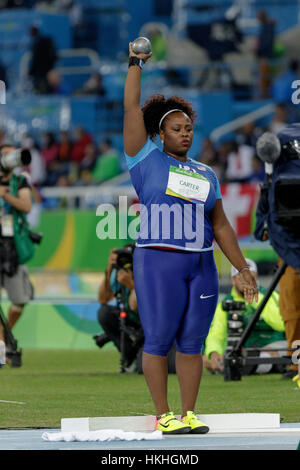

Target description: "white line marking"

left=0, top=400, right=25, bottom=405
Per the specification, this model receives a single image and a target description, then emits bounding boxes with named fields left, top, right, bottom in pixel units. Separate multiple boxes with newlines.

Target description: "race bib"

left=166, top=166, right=210, bottom=203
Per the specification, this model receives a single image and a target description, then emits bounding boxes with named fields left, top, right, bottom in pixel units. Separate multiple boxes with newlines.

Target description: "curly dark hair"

left=141, top=94, right=197, bottom=140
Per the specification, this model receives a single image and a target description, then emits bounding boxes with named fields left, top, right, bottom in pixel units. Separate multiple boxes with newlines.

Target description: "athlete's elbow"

left=213, top=222, right=230, bottom=239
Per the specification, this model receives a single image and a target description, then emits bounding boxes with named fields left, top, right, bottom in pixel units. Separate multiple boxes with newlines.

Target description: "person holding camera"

left=123, top=42, right=258, bottom=434
left=94, top=245, right=142, bottom=372
left=0, top=145, right=35, bottom=364
left=204, top=258, right=286, bottom=374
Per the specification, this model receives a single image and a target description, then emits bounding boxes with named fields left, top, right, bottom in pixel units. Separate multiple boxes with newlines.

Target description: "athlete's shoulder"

left=124, top=138, right=159, bottom=170
left=189, top=159, right=217, bottom=176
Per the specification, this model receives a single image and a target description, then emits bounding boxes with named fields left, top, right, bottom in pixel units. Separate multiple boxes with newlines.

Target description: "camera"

left=222, top=300, right=245, bottom=351
left=29, top=231, right=43, bottom=244
left=93, top=333, right=110, bottom=348
left=0, top=148, right=31, bottom=172
left=222, top=300, right=246, bottom=381
left=113, top=243, right=135, bottom=270
left=255, top=125, right=300, bottom=268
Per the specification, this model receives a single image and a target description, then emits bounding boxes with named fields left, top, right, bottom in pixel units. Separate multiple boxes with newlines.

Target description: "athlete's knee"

left=143, top=338, right=173, bottom=356
left=176, top=337, right=205, bottom=355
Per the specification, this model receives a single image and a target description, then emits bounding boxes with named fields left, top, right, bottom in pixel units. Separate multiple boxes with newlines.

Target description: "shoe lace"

left=159, top=412, right=178, bottom=425
left=186, top=412, right=198, bottom=424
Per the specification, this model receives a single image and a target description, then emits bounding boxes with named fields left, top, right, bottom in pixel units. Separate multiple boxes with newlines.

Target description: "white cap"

left=231, top=258, right=258, bottom=278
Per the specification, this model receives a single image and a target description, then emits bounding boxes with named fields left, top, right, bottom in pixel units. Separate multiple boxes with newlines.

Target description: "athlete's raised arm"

left=123, top=43, right=152, bottom=157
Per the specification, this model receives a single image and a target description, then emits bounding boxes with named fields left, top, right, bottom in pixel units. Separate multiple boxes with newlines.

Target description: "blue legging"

left=133, top=247, right=219, bottom=356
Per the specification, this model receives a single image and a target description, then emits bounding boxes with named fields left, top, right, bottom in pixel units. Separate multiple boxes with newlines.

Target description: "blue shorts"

left=133, top=247, right=219, bottom=356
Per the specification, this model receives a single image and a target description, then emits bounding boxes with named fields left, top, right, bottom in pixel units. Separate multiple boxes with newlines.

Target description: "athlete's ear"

left=159, top=130, right=164, bottom=145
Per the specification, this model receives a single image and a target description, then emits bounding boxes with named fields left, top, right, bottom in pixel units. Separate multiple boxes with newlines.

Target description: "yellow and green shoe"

left=292, top=374, right=300, bottom=389
left=181, top=411, right=209, bottom=434
left=156, top=412, right=191, bottom=434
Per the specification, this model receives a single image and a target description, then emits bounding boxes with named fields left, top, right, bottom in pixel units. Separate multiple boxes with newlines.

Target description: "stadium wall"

left=2, top=300, right=103, bottom=350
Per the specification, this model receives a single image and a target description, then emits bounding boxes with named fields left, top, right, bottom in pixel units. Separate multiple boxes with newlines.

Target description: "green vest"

left=205, top=286, right=285, bottom=359
left=223, top=287, right=285, bottom=348
left=10, top=175, right=35, bottom=264
left=110, top=268, right=140, bottom=325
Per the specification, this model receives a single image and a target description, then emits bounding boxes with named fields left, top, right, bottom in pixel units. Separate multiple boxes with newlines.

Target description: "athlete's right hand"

left=129, top=42, right=152, bottom=63
left=238, top=269, right=259, bottom=304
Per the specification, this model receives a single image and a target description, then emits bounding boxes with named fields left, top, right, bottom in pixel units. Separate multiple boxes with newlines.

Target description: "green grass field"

left=0, top=349, right=299, bottom=428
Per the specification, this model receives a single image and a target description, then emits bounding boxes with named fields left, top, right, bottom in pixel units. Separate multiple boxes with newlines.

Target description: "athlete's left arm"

left=211, top=199, right=258, bottom=303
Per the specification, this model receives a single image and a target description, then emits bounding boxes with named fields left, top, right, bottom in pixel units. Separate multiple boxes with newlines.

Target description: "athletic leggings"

left=133, top=246, right=219, bottom=356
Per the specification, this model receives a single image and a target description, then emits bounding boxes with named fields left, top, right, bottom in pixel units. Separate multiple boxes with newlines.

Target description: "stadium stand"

left=0, top=0, right=299, bottom=196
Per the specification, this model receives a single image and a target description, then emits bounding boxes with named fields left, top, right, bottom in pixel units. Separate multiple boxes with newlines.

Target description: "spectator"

left=269, top=103, right=288, bottom=134
left=45, top=69, right=71, bottom=95
left=28, top=25, right=58, bottom=94
left=225, top=141, right=255, bottom=183
left=21, top=135, right=46, bottom=186
left=236, top=122, right=262, bottom=148
left=57, top=130, right=73, bottom=163
left=70, top=126, right=93, bottom=164
left=92, top=138, right=121, bottom=183
left=215, top=141, right=233, bottom=182
left=0, top=128, right=7, bottom=147
left=41, top=132, right=60, bottom=185
left=78, top=143, right=98, bottom=184
left=255, top=10, right=276, bottom=98
left=53, top=130, right=73, bottom=183
left=249, top=156, right=265, bottom=183
left=76, top=72, right=106, bottom=96
left=148, top=27, right=167, bottom=62
left=41, top=132, right=59, bottom=167
left=198, top=138, right=222, bottom=179
left=203, top=258, right=286, bottom=375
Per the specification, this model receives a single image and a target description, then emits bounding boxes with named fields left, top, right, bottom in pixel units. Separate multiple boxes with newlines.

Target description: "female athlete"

left=123, top=43, right=258, bottom=434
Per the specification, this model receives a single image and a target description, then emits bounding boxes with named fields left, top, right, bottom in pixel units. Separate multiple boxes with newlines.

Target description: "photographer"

left=94, top=244, right=142, bottom=372
left=0, top=145, right=34, bottom=362
left=203, top=258, right=286, bottom=375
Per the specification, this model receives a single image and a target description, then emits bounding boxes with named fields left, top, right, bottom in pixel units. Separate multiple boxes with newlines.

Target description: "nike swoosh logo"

left=159, top=422, right=170, bottom=428
left=200, top=294, right=215, bottom=299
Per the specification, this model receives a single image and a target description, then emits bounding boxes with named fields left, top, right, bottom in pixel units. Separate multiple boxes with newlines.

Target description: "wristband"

left=239, top=266, right=250, bottom=273
left=128, top=56, right=144, bottom=70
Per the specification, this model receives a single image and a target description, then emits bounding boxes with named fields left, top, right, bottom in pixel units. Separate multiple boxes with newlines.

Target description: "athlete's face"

left=160, top=113, right=193, bottom=158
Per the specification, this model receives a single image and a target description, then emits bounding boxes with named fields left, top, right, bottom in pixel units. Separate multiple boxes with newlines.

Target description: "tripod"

left=116, top=286, right=144, bottom=373
left=224, top=260, right=298, bottom=381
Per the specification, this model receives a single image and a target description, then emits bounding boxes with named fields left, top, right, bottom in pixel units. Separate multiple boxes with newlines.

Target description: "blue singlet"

left=125, top=139, right=221, bottom=355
